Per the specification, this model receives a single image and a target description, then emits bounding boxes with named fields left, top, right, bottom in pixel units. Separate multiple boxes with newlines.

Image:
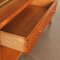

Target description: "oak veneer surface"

left=2, top=5, right=48, bottom=37
left=0, top=0, right=31, bottom=29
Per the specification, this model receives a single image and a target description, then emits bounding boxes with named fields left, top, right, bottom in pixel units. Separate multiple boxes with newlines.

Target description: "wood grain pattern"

left=0, top=0, right=57, bottom=60
left=0, top=0, right=31, bottom=29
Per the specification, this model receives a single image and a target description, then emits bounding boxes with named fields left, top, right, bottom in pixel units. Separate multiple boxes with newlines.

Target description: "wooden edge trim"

left=0, top=31, right=27, bottom=52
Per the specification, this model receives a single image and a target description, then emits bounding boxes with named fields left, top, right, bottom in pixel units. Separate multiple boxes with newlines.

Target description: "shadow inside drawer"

left=1, top=5, right=48, bottom=37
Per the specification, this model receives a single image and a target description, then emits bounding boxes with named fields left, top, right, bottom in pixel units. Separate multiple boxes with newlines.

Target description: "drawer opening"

left=1, top=5, right=49, bottom=37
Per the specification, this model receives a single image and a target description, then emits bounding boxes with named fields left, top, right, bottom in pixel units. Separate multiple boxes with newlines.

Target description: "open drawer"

left=0, top=0, right=57, bottom=60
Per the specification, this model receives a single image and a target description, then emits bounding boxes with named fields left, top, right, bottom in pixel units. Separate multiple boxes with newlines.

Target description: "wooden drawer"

left=0, top=4, right=48, bottom=52
left=0, top=0, right=57, bottom=60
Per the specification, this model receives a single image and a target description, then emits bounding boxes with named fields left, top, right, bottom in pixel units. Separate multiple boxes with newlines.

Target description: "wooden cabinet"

left=0, top=0, right=57, bottom=60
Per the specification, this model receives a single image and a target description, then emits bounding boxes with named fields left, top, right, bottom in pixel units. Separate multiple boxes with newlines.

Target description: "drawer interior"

left=1, top=5, right=49, bottom=37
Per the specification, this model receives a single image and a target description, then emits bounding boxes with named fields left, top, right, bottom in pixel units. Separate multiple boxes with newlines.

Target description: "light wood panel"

left=0, top=31, right=27, bottom=52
